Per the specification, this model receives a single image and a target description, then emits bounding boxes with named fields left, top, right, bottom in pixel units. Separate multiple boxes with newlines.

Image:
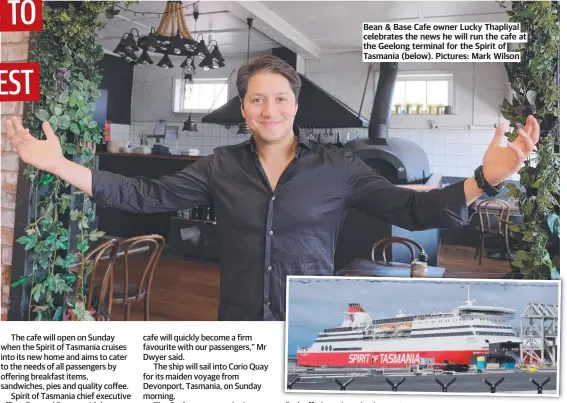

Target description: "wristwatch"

left=474, top=166, right=504, bottom=197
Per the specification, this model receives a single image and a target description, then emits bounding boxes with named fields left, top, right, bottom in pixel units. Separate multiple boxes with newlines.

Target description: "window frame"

left=379, top=70, right=455, bottom=113
left=172, top=77, right=229, bottom=114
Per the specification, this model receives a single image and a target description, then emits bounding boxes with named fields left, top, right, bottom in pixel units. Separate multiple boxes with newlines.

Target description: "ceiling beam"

left=221, top=1, right=321, bottom=60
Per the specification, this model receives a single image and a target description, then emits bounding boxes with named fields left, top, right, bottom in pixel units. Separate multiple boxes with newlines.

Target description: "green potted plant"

left=427, top=104, right=436, bottom=114
left=405, top=103, right=413, bottom=114
left=436, top=104, right=445, bottom=115
left=394, top=103, right=403, bottom=114
left=416, top=104, right=425, bottom=114
left=498, top=1, right=559, bottom=280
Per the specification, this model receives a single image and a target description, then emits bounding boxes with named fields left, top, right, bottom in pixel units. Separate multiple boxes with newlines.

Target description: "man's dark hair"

left=236, top=55, right=301, bottom=103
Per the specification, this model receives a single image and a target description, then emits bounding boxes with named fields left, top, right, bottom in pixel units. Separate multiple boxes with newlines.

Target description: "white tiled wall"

left=128, top=121, right=247, bottom=156
left=297, top=126, right=517, bottom=180
left=389, top=127, right=515, bottom=179
left=108, top=123, right=131, bottom=142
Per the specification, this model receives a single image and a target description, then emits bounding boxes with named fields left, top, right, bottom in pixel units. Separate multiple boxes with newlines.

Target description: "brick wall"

left=1, top=32, right=30, bottom=320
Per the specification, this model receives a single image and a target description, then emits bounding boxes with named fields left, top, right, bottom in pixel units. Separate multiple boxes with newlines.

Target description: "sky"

left=286, top=278, right=560, bottom=356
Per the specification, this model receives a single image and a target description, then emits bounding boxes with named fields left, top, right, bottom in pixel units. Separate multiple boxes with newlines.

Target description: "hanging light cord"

left=206, top=69, right=236, bottom=113
left=247, top=21, right=251, bottom=62
left=205, top=19, right=252, bottom=113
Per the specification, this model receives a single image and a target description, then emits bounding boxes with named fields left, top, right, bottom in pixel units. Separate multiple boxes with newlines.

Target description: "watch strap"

left=474, top=166, right=503, bottom=197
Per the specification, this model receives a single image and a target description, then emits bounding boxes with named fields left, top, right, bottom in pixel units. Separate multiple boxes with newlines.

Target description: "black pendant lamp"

left=237, top=121, right=251, bottom=135
left=195, top=39, right=208, bottom=59
left=138, top=49, right=154, bottom=65
left=157, top=54, right=174, bottom=69
left=198, top=53, right=214, bottom=71
left=182, top=65, right=197, bottom=133
left=183, top=114, right=198, bottom=132
left=144, top=27, right=159, bottom=52
left=237, top=18, right=254, bottom=136
left=113, top=34, right=127, bottom=56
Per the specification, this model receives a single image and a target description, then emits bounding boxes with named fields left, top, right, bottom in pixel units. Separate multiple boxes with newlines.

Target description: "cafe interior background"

left=1, top=1, right=559, bottom=321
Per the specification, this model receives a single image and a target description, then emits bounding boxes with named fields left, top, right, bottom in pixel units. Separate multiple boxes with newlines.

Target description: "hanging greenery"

left=10, top=2, right=134, bottom=320
left=498, top=1, right=560, bottom=279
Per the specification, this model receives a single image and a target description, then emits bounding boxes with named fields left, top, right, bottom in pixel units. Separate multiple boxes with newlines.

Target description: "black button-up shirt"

left=91, top=128, right=469, bottom=321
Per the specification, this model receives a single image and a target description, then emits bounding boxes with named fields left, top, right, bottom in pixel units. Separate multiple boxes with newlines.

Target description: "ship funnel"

left=347, top=303, right=366, bottom=313
left=342, top=304, right=372, bottom=328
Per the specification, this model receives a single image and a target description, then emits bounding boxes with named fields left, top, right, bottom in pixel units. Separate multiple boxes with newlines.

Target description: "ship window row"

left=413, top=324, right=513, bottom=332
left=473, top=325, right=514, bottom=330
left=412, top=325, right=473, bottom=332
left=460, top=310, right=514, bottom=317
left=409, top=331, right=475, bottom=338
left=316, top=331, right=474, bottom=342
left=323, top=326, right=363, bottom=333
left=317, top=332, right=363, bottom=338
left=315, top=337, right=362, bottom=343
left=332, top=347, right=363, bottom=351
left=371, top=316, right=417, bottom=324
left=476, top=331, right=516, bottom=336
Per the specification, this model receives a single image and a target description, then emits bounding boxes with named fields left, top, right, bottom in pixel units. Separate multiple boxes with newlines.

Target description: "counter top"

left=96, top=151, right=202, bottom=161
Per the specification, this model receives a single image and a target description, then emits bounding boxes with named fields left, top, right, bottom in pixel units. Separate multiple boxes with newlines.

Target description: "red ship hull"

left=296, top=349, right=486, bottom=368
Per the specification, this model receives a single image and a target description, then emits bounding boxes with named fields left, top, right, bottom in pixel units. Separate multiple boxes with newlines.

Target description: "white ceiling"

left=96, top=1, right=510, bottom=59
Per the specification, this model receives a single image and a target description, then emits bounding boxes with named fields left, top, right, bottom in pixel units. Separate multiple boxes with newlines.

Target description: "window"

left=173, top=78, right=229, bottom=113
left=390, top=73, right=453, bottom=111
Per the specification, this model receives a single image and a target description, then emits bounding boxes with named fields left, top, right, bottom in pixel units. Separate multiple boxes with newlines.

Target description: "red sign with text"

left=0, top=0, right=42, bottom=31
left=0, top=62, right=40, bottom=101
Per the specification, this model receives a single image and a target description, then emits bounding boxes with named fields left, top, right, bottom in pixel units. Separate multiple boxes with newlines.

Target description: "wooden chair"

left=75, top=238, right=120, bottom=321
left=475, top=199, right=512, bottom=265
left=111, top=234, right=166, bottom=321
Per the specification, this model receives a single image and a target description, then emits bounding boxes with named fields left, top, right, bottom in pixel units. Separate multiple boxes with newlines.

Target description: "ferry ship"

left=296, top=286, right=521, bottom=368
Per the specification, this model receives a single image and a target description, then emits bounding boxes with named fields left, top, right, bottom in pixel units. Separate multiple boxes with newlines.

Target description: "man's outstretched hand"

left=482, top=115, right=540, bottom=185
left=6, top=115, right=65, bottom=174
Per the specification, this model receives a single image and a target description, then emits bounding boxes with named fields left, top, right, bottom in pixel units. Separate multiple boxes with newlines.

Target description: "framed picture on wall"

left=164, top=125, right=179, bottom=154
left=165, top=125, right=179, bottom=144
